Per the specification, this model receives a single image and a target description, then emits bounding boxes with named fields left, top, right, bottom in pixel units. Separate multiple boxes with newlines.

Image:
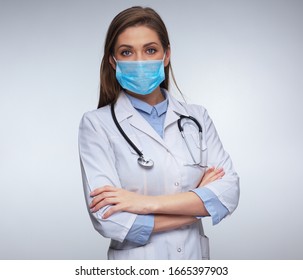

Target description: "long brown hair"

left=98, top=6, right=172, bottom=108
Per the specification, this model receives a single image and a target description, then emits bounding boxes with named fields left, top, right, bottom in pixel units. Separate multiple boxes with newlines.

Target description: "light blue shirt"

left=126, top=92, right=168, bottom=138
left=124, top=91, right=229, bottom=245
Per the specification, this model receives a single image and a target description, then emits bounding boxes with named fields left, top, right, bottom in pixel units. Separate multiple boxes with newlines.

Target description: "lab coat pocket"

left=200, top=234, right=210, bottom=260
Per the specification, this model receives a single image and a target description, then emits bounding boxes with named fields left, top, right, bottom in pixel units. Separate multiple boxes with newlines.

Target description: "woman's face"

left=110, top=25, right=170, bottom=67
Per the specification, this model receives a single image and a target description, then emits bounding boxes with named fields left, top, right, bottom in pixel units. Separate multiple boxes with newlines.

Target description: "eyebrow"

left=117, top=42, right=160, bottom=49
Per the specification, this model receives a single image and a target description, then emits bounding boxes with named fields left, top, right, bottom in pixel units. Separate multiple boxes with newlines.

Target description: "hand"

left=198, top=166, right=225, bottom=187
left=89, top=185, right=154, bottom=219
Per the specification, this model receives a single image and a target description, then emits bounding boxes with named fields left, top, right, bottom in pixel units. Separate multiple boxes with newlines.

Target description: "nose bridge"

left=136, top=51, right=144, bottom=61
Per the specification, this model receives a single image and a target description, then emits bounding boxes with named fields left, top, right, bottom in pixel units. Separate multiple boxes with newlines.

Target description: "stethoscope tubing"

left=110, top=103, right=143, bottom=157
left=178, top=115, right=205, bottom=167
left=177, top=115, right=202, bottom=133
left=111, top=102, right=205, bottom=168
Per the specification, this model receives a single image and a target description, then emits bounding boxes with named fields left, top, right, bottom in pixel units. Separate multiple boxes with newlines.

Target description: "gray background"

left=1, top=0, right=302, bottom=259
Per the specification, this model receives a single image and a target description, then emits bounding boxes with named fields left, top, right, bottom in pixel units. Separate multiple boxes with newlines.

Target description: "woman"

left=78, top=6, right=239, bottom=260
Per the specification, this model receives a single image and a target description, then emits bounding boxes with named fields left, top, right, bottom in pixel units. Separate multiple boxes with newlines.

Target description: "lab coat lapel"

left=129, top=114, right=165, bottom=144
left=113, top=91, right=190, bottom=149
left=114, top=92, right=166, bottom=146
left=164, top=93, right=189, bottom=130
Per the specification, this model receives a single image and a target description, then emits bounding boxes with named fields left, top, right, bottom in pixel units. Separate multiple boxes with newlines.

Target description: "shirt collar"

left=113, top=89, right=189, bottom=124
left=124, top=89, right=168, bottom=117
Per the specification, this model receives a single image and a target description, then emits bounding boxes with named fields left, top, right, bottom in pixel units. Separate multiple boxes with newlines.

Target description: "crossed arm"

left=89, top=167, right=224, bottom=232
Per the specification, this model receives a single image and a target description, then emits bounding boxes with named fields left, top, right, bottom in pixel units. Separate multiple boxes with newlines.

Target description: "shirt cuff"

left=191, top=188, right=229, bottom=225
left=124, top=214, right=154, bottom=245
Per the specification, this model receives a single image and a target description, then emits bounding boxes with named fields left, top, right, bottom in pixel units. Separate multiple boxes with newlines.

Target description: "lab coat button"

left=177, top=248, right=182, bottom=252
left=174, top=182, right=180, bottom=186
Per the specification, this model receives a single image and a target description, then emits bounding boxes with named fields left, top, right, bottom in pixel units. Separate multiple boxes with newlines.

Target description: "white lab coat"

left=78, top=90, right=239, bottom=260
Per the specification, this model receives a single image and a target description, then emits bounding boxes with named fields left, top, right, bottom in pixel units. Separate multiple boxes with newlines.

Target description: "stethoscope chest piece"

left=137, top=156, right=154, bottom=168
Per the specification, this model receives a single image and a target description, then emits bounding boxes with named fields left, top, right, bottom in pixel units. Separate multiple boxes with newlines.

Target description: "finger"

left=216, top=171, right=225, bottom=179
left=205, top=167, right=215, bottom=174
left=202, top=167, right=215, bottom=179
left=208, top=168, right=224, bottom=179
left=213, top=167, right=223, bottom=174
left=90, top=185, right=116, bottom=197
left=210, top=169, right=224, bottom=178
left=209, top=171, right=225, bottom=182
left=202, top=168, right=214, bottom=179
left=199, top=169, right=225, bottom=187
left=90, top=191, right=116, bottom=208
left=91, top=185, right=116, bottom=196
left=102, top=205, right=121, bottom=219
left=91, top=197, right=118, bottom=212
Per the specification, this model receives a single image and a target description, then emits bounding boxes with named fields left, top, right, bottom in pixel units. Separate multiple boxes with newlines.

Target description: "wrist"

left=147, top=195, right=161, bottom=214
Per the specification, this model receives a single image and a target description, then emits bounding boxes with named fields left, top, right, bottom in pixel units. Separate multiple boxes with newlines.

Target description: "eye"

left=146, top=48, right=157, bottom=55
left=121, top=50, right=132, bottom=57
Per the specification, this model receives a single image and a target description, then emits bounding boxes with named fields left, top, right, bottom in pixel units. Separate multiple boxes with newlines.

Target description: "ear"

left=164, top=45, right=171, bottom=67
left=109, top=55, right=116, bottom=70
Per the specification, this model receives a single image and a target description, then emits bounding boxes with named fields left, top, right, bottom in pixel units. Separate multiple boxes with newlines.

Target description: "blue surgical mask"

left=113, top=54, right=166, bottom=95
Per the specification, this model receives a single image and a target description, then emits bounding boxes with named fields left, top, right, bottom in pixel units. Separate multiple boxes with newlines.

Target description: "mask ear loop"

left=112, top=56, right=118, bottom=72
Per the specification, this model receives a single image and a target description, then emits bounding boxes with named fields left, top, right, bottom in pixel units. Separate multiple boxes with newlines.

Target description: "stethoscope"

left=110, top=103, right=207, bottom=169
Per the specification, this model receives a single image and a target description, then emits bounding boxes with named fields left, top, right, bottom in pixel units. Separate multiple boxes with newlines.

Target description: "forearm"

left=150, top=192, right=210, bottom=217
left=147, top=168, right=225, bottom=217
left=153, top=214, right=199, bottom=233
left=90, top=186, right=211, bottom=218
